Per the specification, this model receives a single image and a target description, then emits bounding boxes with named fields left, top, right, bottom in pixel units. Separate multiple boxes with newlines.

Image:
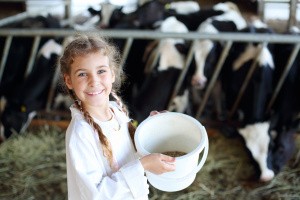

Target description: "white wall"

left=265, top=2, right=300, bottom=20
left=25, top=0, right=138, bottom=17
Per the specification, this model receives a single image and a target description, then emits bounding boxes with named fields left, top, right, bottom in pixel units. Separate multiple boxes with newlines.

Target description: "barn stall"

left=0, top=0, right=300, bottom=199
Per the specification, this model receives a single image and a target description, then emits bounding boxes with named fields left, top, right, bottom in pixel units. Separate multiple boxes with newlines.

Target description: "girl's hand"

left=140, top=153, right=176, bottom=175
left=149, top=110, right=168, bottom=116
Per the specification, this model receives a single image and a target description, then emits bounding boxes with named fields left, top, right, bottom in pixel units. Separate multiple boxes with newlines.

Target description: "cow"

left=94, top=1, right=223, bottom=31
left=165, top=1, right=200, bottom=15
left=192, top=2, right=247, bottom=89
left=89, top=1, right=166, bottom=30
left=131, top=16, right=192, bottom=122
left=222, top=19, right=275, bottom=124
left=0, top=38, right=63, bottom=139
left=219, top=20, right=299, bottom=182
left=267, top=26, right=300, bottom=174
left=0, top=14, right=61, bottom=98
left=238, top=122, right=275, bottom=182
left=239, top=48, right=300, bottom=181
left=164, top=2, right=225, bottom=31
left=183, top=2, right=247, bottom=119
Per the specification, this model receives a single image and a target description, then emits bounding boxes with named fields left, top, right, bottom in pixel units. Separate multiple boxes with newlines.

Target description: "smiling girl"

left=59, top=34, right=175, bottom=200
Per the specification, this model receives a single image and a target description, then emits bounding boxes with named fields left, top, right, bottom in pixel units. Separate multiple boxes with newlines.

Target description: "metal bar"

left=45, top=37, right=69, bottom=111
left=0, top=36, right=12, bottom=84
left=195, top=41, right=233, bottom=119
left=257, top=0, right=266, bottom=22
left=0, top=29, right=300, bottom=43
left=24, top=36, right=41, bottom=78
left=229, top=42, right=267, bottom=119
left=120, top=38, right=133, bottom=69
left=64, top=0, right=72, bottom=25
left=144, top=41, right=161, bottom=74
left=266, top=43, right=300, bottom=112
left=45, top=63, right=61, bottom=112
left=0, top=12, right=29, bottom=27
left=288, top=0, right=298, bottom=29
left=0, top=2, right=67, bottom=27
left=167, top=39, right=197, bottom=109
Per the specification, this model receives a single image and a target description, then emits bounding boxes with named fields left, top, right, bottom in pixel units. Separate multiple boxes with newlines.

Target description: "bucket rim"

left=134, top=112, right=206, bottom=159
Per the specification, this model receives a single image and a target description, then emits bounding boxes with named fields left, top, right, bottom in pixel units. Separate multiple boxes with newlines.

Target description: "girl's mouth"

left=86, top=90, right=103, bottom=96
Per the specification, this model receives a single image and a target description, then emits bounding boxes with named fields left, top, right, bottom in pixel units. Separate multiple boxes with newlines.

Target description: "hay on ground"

left=0, top=126, right=299, bottom=200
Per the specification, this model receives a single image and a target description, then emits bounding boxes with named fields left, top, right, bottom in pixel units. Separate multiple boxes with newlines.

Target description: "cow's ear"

left=64, top=74, right=73, bottom=90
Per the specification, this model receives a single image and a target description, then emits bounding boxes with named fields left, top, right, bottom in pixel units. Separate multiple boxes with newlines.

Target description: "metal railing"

left=0, top=29, right=300, bottom=121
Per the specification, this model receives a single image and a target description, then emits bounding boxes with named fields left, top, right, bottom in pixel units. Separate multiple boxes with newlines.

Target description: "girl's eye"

left=98, top=69, right=106, bottom=74
left=78, top=72, right=86, bottom=77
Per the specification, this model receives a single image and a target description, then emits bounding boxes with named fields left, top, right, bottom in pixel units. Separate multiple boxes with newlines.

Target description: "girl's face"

left=64, top=51, right=115, bottom=110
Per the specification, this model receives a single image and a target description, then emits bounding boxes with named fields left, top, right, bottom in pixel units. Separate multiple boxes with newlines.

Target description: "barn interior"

left=0, top=0, right=300, bottom=199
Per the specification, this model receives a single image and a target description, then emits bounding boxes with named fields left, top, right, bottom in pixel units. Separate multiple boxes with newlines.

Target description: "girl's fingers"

left=149, top=110, right=168, bottom=116
left=161, top=154, right=176, bottom=163
left=149, top=110, right=159, bottom=116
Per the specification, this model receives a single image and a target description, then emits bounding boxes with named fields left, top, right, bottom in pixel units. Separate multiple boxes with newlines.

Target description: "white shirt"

left=65, top=101, right=149, bottom=200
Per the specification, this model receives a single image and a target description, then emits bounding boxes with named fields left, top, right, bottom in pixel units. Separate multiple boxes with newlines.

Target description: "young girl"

left=59, top=34, right=176, bottom=200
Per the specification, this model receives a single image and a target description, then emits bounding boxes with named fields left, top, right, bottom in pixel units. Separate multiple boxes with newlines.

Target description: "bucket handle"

left=151, top=125, right=209, bottom=182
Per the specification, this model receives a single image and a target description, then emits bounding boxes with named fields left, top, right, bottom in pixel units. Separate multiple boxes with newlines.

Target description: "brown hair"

left=59, top=33, right=136, bottom=169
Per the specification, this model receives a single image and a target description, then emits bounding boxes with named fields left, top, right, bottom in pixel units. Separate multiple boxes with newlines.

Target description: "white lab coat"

left=65, top=101, right=149, bottom=200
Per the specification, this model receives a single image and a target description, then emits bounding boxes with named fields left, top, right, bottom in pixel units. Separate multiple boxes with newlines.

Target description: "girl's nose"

left=89, top=74, right=100, bottom=87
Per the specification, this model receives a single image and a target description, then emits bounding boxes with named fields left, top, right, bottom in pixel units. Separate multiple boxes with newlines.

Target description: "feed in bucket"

left=134, top=112, right=209, bottom=192
left=162, top=151, right=186, bottom=157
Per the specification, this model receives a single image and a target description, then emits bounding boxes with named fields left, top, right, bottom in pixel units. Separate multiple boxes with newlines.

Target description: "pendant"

left=111, top=116, right=121, bottom=132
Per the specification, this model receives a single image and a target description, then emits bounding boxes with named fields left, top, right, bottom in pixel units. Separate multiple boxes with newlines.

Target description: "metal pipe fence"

left=0, top=29, right=299, bottom=121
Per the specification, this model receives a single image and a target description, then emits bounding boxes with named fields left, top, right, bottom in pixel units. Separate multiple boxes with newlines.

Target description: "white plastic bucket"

left=134, top=112, right=209, bottom=192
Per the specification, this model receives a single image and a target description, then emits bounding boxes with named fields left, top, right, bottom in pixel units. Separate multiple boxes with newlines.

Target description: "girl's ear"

left=111, top=69, right=116, bottom=83
left=64, top=74, right=73, bottom=90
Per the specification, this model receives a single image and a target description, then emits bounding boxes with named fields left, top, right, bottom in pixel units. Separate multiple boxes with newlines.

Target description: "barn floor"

left=0, top=125, right=299, bottom=199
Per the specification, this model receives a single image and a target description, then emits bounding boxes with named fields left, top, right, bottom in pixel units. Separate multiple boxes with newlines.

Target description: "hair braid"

left=70, top=90, right=116, bottom=169
left=111, top=90, right=136, bottom=150
left=111, top=90, right=128, bottom=115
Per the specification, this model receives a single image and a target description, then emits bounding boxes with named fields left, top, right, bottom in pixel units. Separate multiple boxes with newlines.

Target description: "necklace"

left=95, top=109, right=121, bottom=133
left=110, top=113, right=121, bottom=132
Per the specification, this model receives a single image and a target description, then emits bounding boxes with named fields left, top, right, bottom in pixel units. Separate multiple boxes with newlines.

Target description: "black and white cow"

left=222, top=19, right=275, bottom=124
left=164, top=1, right=224, bottom=31
left=220, top=20, right=286, bottom=182
left=0, top=14, right=61, bottom=98
left=267, top=26, right=300, bottom=174
left=131, top=16, right=192, bottom=122
left=95, top=0, right=223, bottom=31
left=165, top=1, right=200, bottom=14
left=0, top=38, right=63, bottom=139
left=240, top=42, right=300, bottom=180
left=0, top=15, right=65, bottom=142
left=185, top=2, right=247, bottom=118
left=193, top=2, right=247, bottom=89
left=92, top=1, right=166, bottom=29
